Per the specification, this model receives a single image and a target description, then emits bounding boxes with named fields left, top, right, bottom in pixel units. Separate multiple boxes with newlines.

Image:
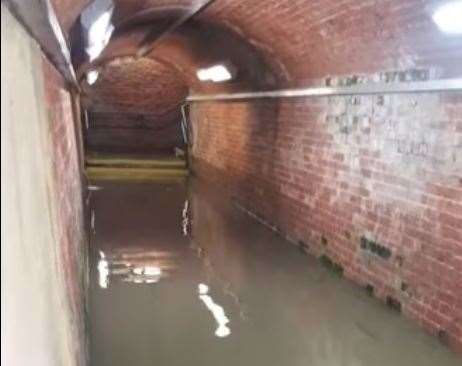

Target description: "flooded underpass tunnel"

left=2, top=1, right=462, bottom=365
left=87, top=179, right=461, bottom=366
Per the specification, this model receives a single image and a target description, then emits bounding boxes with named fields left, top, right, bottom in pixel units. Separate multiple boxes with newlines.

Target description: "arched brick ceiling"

left=91, top=22, right=279, bottom=87
left=60, top=0, right=462, bottom=79
left=81, top=55, right=190, bottom=154
left=78, top=11, right=282, bottom=134
left=82, top=57, right=188, bottom=116
left=74, top=0, right=462, bottom=94
left=69, top=0, right=461, bottom=154
left=111, top=0, right=202, bottom=26
left=198, top=0, right=462, bottom=83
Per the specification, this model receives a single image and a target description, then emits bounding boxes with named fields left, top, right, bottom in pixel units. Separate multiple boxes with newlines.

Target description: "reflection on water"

left=198, top=283, right=231, bottom=338
left=97, top=249, right=176, bottom=288
left=189, top=232, right=248, bottom=321
left=182, top=199, right=190, bottom=236
left=88, top=185, right=103, bottom=191
left=88, top=181, right=460, bottom=366
left=97, top=252, right=109, bottom=289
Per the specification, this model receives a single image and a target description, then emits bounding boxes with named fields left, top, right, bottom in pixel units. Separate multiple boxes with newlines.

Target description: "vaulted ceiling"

left=59, top=0, right=462, bottom=85
left=46, top=0, right=462, bottom=153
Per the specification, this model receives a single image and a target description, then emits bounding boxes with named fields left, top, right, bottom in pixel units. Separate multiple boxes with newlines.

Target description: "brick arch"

left=77, top=6, right=282, bottom=155
left=67, top=1, right=462, bottom=85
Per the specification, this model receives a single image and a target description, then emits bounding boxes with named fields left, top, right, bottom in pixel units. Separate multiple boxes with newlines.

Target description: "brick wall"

left=2, top=5, right=87, bottom=364
left=201, top=0, right=462, bottom=84
left=188, top=0, right=462, bottom=353
left=83, top=57, right=188, bottom=155
left=63, top=0, right=462, bottom=352
left=86, top=110, right=184, bottom=154
left=43, top=55, right=88, bottom=365
left=190, top=88, right=462, bottom=352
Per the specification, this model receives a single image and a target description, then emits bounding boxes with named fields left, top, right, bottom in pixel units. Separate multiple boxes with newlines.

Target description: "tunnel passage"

left=67, top=0, right=462, bottom=354
left=3, top=0, right=462, bottom=364
left=76, top=3, right=281, bottom=160
left=82, top=57, right=188, bottom=155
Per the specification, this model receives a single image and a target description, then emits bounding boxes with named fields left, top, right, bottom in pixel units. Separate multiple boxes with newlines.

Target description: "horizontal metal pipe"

left=186, top=78, right=462, bottom=102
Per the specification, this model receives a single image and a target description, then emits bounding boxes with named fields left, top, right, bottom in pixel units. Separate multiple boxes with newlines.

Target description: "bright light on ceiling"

left=432, top=1, right=462, bottom=34
left=197, top=64, right=235, bottom=83
left=87, top=70, right=99, bottom=85
left=86, top=9, right=114, bottom=61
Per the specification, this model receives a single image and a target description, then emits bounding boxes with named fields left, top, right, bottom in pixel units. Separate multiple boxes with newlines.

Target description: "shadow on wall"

left=190, top=98, right=283, bottom=217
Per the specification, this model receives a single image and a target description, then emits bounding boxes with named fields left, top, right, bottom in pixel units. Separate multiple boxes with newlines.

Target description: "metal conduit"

left=186, top=78, right=462, bottom=102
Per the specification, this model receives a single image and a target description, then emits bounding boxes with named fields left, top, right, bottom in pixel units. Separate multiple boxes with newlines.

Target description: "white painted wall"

left=1, top=5, right=86, bottom=365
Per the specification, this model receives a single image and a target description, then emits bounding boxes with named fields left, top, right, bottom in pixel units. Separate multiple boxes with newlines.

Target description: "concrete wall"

left=1, top=5, right=87, bottom=365
left=190, top=79, right=462, bottom=352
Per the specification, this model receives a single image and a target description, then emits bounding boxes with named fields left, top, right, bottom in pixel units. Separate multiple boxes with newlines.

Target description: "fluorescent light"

left=87, top=70, right=99, bottom=85
left=197, top=64, right=235, bottom=83
left=86, top=9, right=114, bottom=61
left=432, top=1, right=462, bottom=34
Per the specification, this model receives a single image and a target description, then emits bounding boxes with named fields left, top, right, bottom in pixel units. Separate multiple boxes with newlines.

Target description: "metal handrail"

left=186, top=78, right=462, bottom=102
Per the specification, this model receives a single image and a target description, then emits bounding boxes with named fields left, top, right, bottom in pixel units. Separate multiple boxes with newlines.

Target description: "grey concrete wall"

left=1, top=4, right=87, bottom=365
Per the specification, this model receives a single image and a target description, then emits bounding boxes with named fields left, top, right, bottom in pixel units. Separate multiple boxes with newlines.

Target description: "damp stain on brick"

left=400, top=282, right=409, bottom=292
left=321, top=236, right=328, bottom=246
left=298, top=240, right=309, bottom=254
left=319, top=255, right=343, bottom=276
left=360, top=236, right=392, bottom=260
left=438, top=329, right=449, bottom=346
left=365, top=284, right=375, bottom=296
left=386, top=296, right=402, bottom=312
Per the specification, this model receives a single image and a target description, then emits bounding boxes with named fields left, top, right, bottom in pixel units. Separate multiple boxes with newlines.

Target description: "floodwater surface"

left=88, top=180, right=460, bottom=366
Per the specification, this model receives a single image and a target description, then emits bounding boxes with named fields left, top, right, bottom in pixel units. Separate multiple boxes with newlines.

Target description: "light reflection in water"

left=190, top=239, right=248, bottom=321
left=97, top=250, right=174, bottom=288
left=98, top=251, right=109, bottom=289
left=198, top=283, right=231, bottom=338
left=182, top=200, right=190, bottom=236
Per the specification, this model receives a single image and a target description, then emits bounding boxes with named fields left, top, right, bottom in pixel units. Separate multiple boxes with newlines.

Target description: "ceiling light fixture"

left=86, top=8, right=114, bottom=61
left=197, top=63, right=236, bottom=83
left=432, top=1, right=462, bottom=34
left=87, top=70, right=99, bottom=85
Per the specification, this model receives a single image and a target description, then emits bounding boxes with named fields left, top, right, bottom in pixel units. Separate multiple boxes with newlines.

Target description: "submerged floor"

left=88, top=179, right=459, bottom=366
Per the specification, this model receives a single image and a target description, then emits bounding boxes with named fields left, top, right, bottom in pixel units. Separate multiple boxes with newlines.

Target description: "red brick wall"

left=190, top=88, right=462, bottom=352
left=86, top=111, right=184, bottom=154
left=201, top=0, right=462, bottom=84
left=82, top=57, right=188, bottom=154
left=42, top=56, right=88, bottom=365
left=188, top=0, right=462, bottom=353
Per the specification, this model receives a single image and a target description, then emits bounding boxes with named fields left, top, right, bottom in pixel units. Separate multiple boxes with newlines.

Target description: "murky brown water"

left=88, top=180, right=460, bottom=366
